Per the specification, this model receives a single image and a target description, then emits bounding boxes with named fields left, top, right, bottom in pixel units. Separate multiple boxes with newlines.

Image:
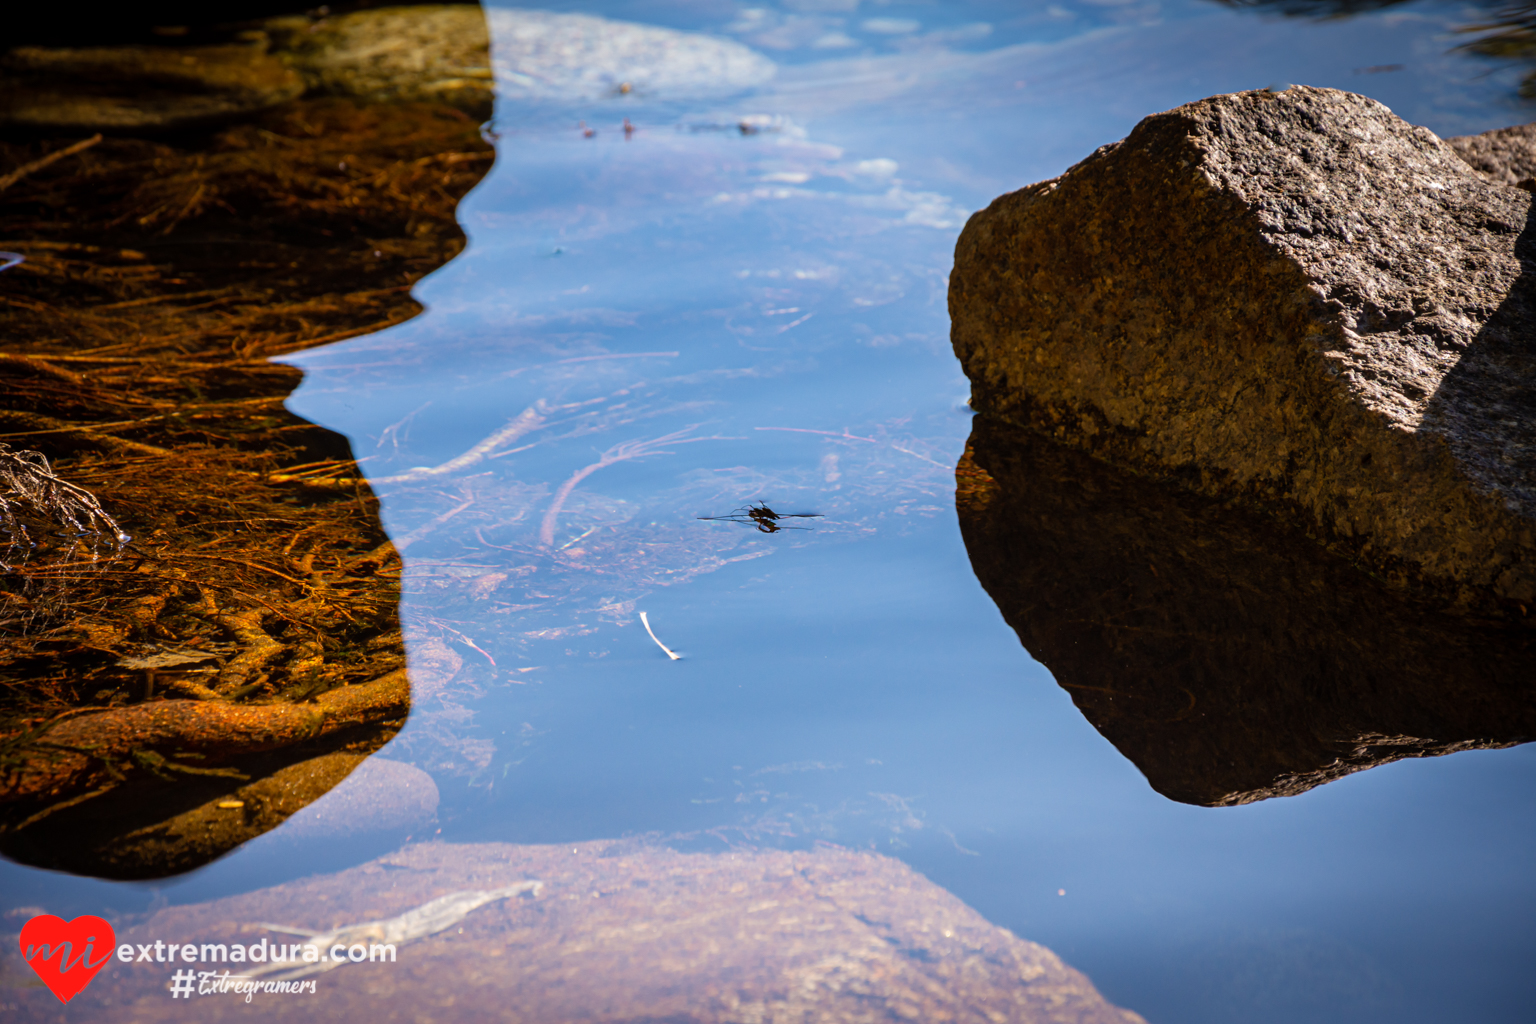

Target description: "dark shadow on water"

left=956, top=416, right=1536, bottom=806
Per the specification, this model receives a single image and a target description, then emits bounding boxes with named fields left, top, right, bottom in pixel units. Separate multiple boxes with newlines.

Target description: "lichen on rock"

left=951, top=86, right=1536, bottom=614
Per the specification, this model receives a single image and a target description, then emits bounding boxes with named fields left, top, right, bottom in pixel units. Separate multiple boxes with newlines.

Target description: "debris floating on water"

left=639, top=611, right=681, bottom=661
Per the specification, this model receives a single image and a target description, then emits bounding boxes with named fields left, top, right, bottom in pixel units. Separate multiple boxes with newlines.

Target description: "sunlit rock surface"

left=951, top=86, right=1536, bottom=614
left=1449, top=121, right=1536, bottom=187
left=44, top=841, right=1144, bottom=1024
left=957, top=417, right=1536, bottom=806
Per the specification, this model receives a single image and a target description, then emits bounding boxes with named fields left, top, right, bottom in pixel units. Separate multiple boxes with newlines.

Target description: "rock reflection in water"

left=39, top=840, right=1143, bottom=1024
left=956, top=417, right=1536, bottom=806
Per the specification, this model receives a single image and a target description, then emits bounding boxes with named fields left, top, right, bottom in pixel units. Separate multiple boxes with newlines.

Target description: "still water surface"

left=11, top=1, right=1536, bottom=1020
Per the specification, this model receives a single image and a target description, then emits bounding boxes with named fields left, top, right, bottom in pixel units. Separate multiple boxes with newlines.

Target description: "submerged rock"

left=951, top=86, right=1536, bottom=614
left=485, top=7, right=776, bottom=101
left=67, top=841, right=1146, bottom=1024
left=0, top=43, right=304, bottom=131
left=276, top=6, right=776, bottom=110
left=957, top=418, right=1536, bottom=806
left=1448, top=121, right=1536, bottom=187
left=1, top=5, right=776, bottom=131
left=2, top=88, right=491, bottom=880
left=268, top=5, right=495, bottom=115
left=1, top=669, right=408, bottom=809
left=265, top=755, right=437, bottom=844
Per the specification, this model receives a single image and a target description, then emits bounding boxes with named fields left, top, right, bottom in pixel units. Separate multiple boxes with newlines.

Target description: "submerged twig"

left=639, top=611, right=681, bottom=661
left=249, top=883, right=543, bottom=981
left=538, top=426, right=730, bottom=547
left=754, top=426, right=948, bottom=468
left=0, top=134, right=102, bottom=193
left=268, top=398, right=579, bottom=489
left=372, top=403, right=552, bottom=484
left=393, top=497, right=476, bottom=553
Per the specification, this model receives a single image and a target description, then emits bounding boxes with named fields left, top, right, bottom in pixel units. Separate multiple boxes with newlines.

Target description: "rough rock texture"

left=0, top=44, right=304, bottom=131
left=952, top=86, right=1536, bottom=615
left=26, top=841, right=1146, bottom=1024
left=269, top=6, right=494, bottom=115
left=1448, top=121, right=1536, bottom=187
left=957, top=418, right=1535, bottom=806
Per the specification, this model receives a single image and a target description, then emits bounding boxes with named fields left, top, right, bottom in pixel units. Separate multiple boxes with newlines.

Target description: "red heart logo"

left=18, top=914, right=116, bottom=1003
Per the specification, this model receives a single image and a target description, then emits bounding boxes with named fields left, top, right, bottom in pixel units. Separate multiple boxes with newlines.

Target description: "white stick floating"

left=639, top=612, right=681, bottom=660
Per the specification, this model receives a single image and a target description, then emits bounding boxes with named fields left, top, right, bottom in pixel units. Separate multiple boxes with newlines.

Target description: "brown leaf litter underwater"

left=0, top=97, right=491, bottom=873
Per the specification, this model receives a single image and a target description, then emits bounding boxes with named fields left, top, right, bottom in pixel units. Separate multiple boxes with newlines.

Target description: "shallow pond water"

left=6, top=2, right=1536, bottom=1021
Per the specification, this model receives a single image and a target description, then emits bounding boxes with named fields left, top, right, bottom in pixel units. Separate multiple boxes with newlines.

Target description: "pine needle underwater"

left=0, top=98, right=494, bottom=832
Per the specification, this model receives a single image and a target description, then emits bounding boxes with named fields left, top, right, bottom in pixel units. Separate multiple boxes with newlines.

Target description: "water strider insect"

left=697, top=501, right=823, bottom=533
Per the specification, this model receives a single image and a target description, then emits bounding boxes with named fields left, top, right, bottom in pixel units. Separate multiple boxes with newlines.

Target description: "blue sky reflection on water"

left=7, top=2, right=1533, bottom=1022
left=283, top=2, right=1535, bottom=1022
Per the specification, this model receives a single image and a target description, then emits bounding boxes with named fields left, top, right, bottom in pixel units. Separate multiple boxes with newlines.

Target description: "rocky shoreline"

left=951, top=87, right=1536, bottom=801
